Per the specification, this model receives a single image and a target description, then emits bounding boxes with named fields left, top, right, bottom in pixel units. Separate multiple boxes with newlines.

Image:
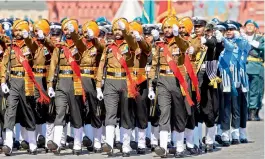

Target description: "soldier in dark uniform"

left=96, top=18, right=139, bottom=157
left=148, top=16, right=190, bottom=158
left=1, top=20, right=48, bottom=155
left=23, top=19, right=54, bottom=150
left=192, top=17, right=218, bottom=152
left=69, top=20, right=105, bottom=153
left=47, top=18, right=83, bottom=155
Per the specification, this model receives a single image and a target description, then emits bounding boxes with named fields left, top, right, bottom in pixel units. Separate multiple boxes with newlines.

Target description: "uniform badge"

left=72, top=47, right=78, bottom=56
left=22, top=47, right=30, bottom=56
left=121, top=45, right=128, bottom=54
left=172, top=48, right=179, bottom=55
left=90, top=47, right=97, bottom=56
left=43, top=47, right=49, bottom=56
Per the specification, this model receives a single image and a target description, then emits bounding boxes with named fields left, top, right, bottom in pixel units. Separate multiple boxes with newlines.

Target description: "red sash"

left=12, top=46, right=50, bottom=104
left=184, top=53, right=201, bottom=102
left=108, top=43, right=138, bottom=98
left=156, top=42, right=194, bottom=106
left=61, top=45, right=86, bottom=102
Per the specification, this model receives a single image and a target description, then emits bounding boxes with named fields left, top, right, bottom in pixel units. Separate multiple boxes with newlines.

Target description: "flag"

left=114, top=0, right=142, bottom=22
left=156, top=0, right=176, bottom=23
left=141, top=0, right=155, bottom=24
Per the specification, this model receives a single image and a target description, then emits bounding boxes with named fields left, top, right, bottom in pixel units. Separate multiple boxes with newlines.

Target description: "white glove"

left=148, top=87, right=155, bottom=100
left=201, top=36, right=207, bottom=44
left=1, top=83, right=9, bottom=94
left=22, top=30, right=29, bottom=39
left=133, top=31, right=141, bottom=41
left=172, top=24, right=179, bottom=36
left=118, top=21, right=125, bottom=30
left=3, top=23, right=9, bottom=30
left=87, top=29, right=94, bottom=39
left=234, top=31, right=240, bottom=39
left=96, top=88, right=104, bottom=101
left=67, top=23, right=75, bottom=33
left=249, top=40, right=260, bottom=48
left=240, top=32, right=248, bottom=40
left=187, top=46, right=194, bottom=54
left=215, top=30, right=224, bottom=43
left=151, top=29, right=159, bottom=41
left=37, top=30, right=44, bottom=40
left=48, top=87, right=55, bottom=98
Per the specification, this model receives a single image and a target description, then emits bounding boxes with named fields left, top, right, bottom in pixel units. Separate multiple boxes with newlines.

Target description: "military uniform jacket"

left=96, top=29, right=139, bottom=88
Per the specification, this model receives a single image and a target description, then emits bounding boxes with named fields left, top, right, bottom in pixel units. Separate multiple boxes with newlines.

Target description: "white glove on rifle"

left=201, top=36, right=207, bottom=44
left=67, top=23, right=75, bottom=33
left=96, top=88, right=104, bottom=101
left=172, top=24, right=179, bottom=36
left=118, top=21, right=125, bottom=30
left=1, top=83, right=9, bottom=94
left=151, top=29, right=159, bottom=41
left=133, top=31, right=142, bottom=41
left=148, top=87, right=155, bottom=100
left=37, top=30, right=45, bottom=40
left=87, top=29, right=94, bottom=39
left=3, top=23, right=9, bottom=31
left=48, top=87, right=55, bottom=98
left=22, top=30, right=29, bottom=39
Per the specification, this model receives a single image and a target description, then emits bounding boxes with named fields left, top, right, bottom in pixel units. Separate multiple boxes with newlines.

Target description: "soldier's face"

left=226, top=28, right=235, bottom=38
left=63, top=28, right=71, bottom=39
left=113, top=29, right=123, bottom=40
left=163, top=26, right=173, bottom=38
left=51, top=34, right=61, bottom=43
left=144, top=34, right=154, bottom=43
left=14, top=29, right=23, bottom=40
left=179, top=25, right=186, bottom=36
left=245, top=23, right=256, bottom=34
left=194, top=25, right=205, bottom=36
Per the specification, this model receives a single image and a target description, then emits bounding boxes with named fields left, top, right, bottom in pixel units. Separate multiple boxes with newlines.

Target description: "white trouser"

left=175, top=131, right=184, bottom=152
left=160, top=130, right=168, bottom=151
left=54, top=125, right=63, bottom=147
left=45, top=122, right=54, bottom=147
left=106, top=125, right=115, bottom=148
left=239, top=128, right=247, bottom=140
left=221, top=130, right=230, bottom=142
left=138, top=128, right=146, bottom=148
left=231, top=127, right=239, bottom=140
left=206, top=126, right=216, bottom=144
left=93, top=127, right=102, bottom=149
left=28, top=130, right=37, bottom=151
left=115, top=125, right=121, bottom=142
left=73, top=127, right=83, bottom=150
left=185, top=128, right=194, bottom=148
left=101, top=125, right=106, bottom=143
left=151, top=126, right=159, bottom=145
left=122, top=128, right=132, bottom=153
left=4, top=129, right=13, bottom=149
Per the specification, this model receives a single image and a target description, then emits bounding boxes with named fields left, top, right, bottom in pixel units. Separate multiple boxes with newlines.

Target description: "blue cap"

left=211, top=18, right=220, bottom=25
left=225, top=20, right=239, bottom=30
left=133, top=17, right=142, bottom=24
left=214, top=22, right=228, bottom=31
left=96, top=17, right=111, bottom=26
left=244, top=19, right=259, bottom=28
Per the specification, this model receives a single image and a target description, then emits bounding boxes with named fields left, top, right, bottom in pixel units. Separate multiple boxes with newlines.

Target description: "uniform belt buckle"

left=133, top=71, right=138, bottom=75
left=166, top=70, right=173, bottom=74
left=65, top=70, right=72, bottom=74
left=36, top=69, right=44, bottom=73
left=84, top=69, right=92, bottom=74
left=115, top=72, right=122, bottom=77
left=17, top=71, right=23, bottom=76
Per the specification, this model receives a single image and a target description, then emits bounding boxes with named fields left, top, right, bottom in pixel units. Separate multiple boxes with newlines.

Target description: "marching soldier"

left=179, top=16, right=202, bottom=155
left=69, top=20, right=105, bottom=153
left=23, top=19, right=54, bottom=149
left=47, top=18, right=83, bottom=155
left=143, top=24, right=160, bottom=151
left=96, top=18, right=138, bottom=157
left=126, top=20, right=152, bottom=154
left=1, top=19, right=50, bottom=155
left=245, top=20, right=264, bottom=121
left=191, top=17, right=219, bottom=152
left=148, top=16, right=191, bottom=158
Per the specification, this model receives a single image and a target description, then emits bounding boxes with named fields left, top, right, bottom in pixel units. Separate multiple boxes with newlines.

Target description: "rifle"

left=149, top=46, right=161, bottom=117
